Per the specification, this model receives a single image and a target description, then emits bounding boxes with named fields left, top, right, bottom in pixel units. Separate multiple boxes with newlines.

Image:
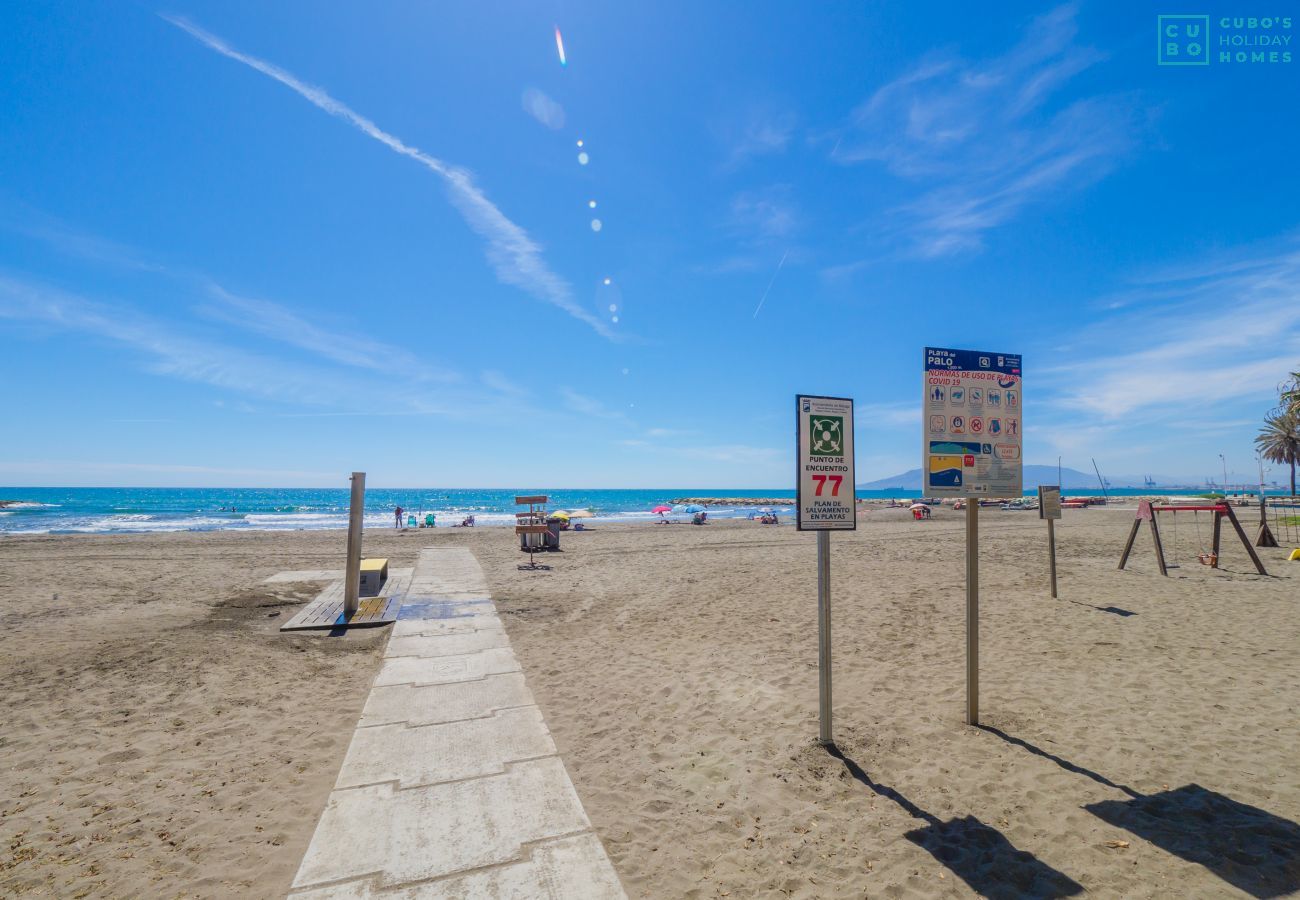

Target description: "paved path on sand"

left=287, top=548, right=625, bottom=898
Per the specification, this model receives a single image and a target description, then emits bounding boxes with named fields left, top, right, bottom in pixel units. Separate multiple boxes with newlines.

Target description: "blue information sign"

left=923, top=347, right=1023, bottom=497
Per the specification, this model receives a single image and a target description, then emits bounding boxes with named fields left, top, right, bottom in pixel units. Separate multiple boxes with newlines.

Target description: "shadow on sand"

left=1063, top=598, right=1137, bottom=617
left=978, top=725, right=1300, bottom=898
left=825, top=744, right=1083, bottom=899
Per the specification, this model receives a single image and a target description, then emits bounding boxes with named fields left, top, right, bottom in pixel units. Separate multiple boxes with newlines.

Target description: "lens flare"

left=578, top=152, right=589, bottom=165
left=588, top=199, right=597, bottom=208
left=576, top=139, right=584, bottom=147
left=603, top=277, right=611, bottom=285
left=554, top=27, right=567, bottom=66
left=590, top=218, right=602, bottom=231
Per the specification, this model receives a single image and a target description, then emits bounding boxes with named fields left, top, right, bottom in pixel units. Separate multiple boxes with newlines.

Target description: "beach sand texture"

left=2, top=507, right=1297, bottom=897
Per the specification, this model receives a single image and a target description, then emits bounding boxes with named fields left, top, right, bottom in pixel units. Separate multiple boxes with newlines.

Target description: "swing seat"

left=1289, top=549, right=1300, bottom=561
left=1197, top=552, right=1217, bottom=567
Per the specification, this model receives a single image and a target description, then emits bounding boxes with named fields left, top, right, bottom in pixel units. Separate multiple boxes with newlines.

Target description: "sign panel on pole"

left=796, top=395, right=856, bottom=531
left=1038, top=485, right=1062, bottom=520
left=923, top=348, right=1023, bottom=497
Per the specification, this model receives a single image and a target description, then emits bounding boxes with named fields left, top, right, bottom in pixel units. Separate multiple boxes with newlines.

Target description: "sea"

left=0, top=486, right=1276, bottom=535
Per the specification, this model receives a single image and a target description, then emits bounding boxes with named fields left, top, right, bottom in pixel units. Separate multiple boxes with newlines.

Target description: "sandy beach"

left=2, top=507, right=1297, bottom=897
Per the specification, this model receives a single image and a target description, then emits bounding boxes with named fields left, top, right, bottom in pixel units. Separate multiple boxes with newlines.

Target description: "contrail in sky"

left=162, top=15, right=614, bottom=339
left=752, top=250, right=789, bottom=319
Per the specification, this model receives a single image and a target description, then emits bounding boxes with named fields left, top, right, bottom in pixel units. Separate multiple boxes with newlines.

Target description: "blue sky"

left=2, top=2, right=1298, bottom=488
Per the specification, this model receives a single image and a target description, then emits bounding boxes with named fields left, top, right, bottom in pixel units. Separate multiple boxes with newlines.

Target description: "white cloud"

left=0, top=207, right=165, bottom=273
left=200, top=283, right=457, bottom=381
left=521, top=87, right=565, bottom=130
left=829, top=5, right=1134, bottom=258
left=724, top=111, right=796, bottom=168
left=0, top=275, right=344, bottom=406
left=1040, top=242, right=1300, bottom=420
left=0, top=274, right=520, bottom=418
left=730, top=185, right=798, bottom=240
left=560, top=387, right=628, bottom=422
left=481, top=369, right=529, bottom=397
left=163, top=15, right=616, bottom=339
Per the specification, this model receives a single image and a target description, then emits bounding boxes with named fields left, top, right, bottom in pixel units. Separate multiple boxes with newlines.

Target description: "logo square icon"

left=1158, top=15, right=1209, bottom=65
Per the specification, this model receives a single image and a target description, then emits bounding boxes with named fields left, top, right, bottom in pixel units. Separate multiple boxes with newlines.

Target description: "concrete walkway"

left=288, top=548, right=625, bottom=899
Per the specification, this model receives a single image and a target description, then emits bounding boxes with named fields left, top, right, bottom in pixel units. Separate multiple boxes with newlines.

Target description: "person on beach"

left=395, top=506, right=403, bottom=529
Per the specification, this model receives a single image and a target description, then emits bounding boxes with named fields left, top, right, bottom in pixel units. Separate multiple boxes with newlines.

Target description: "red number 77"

left=811, top=475, right=843, bottom=496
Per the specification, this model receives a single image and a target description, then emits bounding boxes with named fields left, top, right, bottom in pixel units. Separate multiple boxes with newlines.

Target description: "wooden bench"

left=359, top=557, right=389, bottom=597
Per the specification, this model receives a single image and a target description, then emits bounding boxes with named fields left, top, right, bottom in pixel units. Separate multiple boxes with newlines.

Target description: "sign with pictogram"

left=796, top=395, right=856, bottom=531
left=923, top=348, right=1023, bottom=497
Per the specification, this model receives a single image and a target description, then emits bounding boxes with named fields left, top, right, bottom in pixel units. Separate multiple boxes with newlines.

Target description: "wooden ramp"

left=280, top=568, right=411, bottom=632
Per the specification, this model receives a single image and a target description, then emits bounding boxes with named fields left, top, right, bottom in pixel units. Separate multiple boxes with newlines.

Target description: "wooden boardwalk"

left=279, top=568, right=410, bottom=632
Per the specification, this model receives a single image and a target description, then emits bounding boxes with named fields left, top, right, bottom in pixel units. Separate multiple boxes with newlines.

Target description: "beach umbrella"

left=684, top=504, right=705, bottom=514
left=652, top=504, right=672, bottom=514
left=551, top=511, right=571, bottom=521
left=567, top=509, right=594, bottom=519
left=909, top=503, right=928, bottom=510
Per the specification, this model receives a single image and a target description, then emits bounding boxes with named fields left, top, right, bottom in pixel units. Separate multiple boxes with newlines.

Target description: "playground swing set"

left=1118, top=500, right=1268, bottom=576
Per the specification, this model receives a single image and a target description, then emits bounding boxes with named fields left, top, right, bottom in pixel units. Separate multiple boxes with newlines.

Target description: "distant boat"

left=1144, top=475, right=1156, bottom=487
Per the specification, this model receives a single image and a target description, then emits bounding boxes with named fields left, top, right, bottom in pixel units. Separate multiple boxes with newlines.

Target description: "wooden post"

left=1211, top=511, right=1223, bottom=568
left=1047, top=517, right=1058, bottom=599
left=344, top=472, right=365, bottom=618
left=1121, top=501, right=1167, bottom=576
left=1118, top=519, right=1142, bottom=570
left=1149, top=513, right=1168, bottom=577
left=1222, top=504, right=1268, bottom=575
left=1256, top=496, right=1279, bottom=548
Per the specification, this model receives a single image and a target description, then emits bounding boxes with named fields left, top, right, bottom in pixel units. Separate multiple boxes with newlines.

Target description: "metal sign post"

left=344, top=471, right=365, bottom=619
left=817, top=530, right=832, bottom=744
left=922, top=349, right=1023, bottom=728
left=796, top=394, right=856, bottom=747
left=965, top=500, right=979, bottom=725
left=1039, top=485, right=1061, bottom=599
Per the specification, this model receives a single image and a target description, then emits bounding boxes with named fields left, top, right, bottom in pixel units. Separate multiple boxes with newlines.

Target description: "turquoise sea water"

left=0, top=486, right=1283, bottom=535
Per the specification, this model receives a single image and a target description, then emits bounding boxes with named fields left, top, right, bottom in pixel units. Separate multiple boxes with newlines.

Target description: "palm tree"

left=1256, top=408, right=1300, bottom=496
left=1283, top=370, right=1300, bottom=416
